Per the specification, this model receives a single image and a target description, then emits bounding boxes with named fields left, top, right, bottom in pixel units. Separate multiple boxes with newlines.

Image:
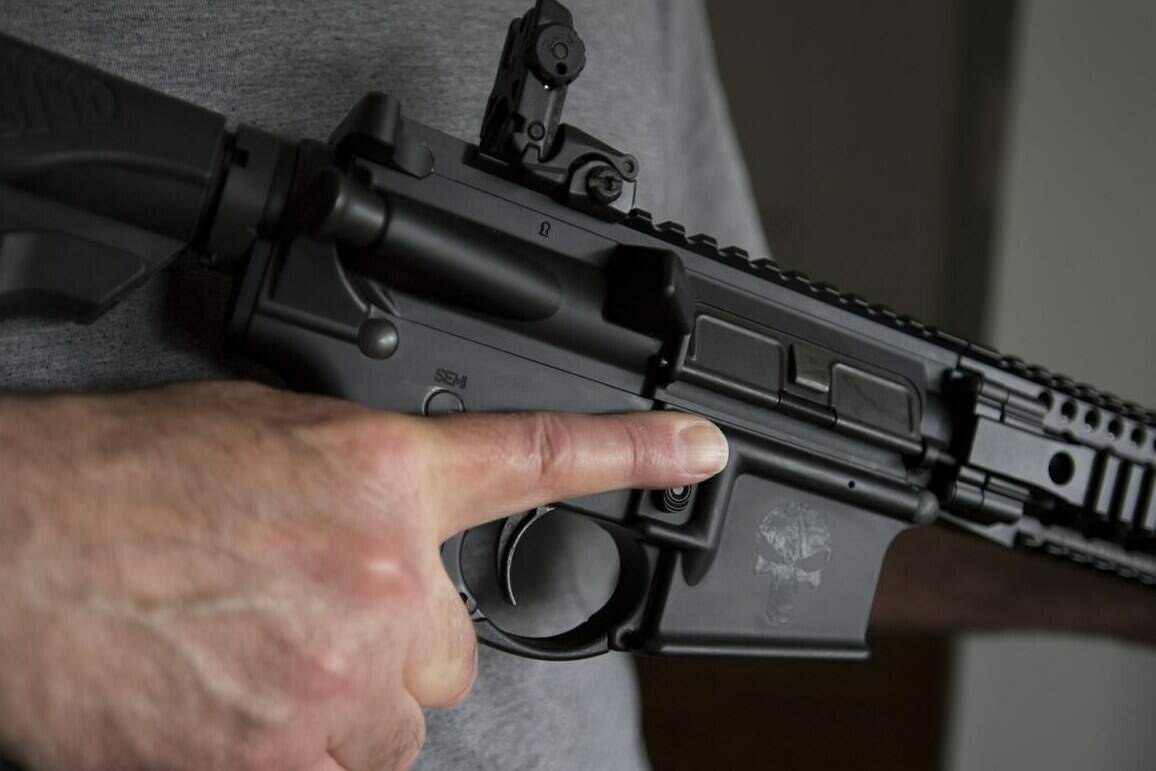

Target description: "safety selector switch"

left=423, top=389, right=466, bottom=416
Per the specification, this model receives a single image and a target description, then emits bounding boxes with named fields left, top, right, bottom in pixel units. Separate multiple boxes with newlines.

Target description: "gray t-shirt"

left=0, top=1, right=766, bottom=768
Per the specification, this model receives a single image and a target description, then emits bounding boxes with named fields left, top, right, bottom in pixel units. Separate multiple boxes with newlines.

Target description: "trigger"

left=496, top=505, right=553, bottom=606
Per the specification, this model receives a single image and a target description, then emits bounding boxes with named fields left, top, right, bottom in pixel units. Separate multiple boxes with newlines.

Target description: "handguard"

left=2, top=0, right=1154, bottom=662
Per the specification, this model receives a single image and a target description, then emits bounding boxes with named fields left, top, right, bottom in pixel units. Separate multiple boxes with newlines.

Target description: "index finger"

left=420, top=411, right=729, bottom=540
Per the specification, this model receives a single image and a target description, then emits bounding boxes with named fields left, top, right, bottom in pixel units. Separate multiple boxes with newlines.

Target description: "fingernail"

left=675, top=420, right=729, bottom=476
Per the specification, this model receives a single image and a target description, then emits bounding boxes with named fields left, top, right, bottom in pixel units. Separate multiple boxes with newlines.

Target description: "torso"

left=0, top=3, right=765, bottom=767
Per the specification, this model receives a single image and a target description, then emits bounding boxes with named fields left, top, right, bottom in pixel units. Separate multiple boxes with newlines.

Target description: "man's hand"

left=0, top=382, right=728, bottom=771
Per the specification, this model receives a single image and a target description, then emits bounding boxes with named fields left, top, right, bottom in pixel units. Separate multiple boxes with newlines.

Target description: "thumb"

left=420, top=411, right=729, bottom=540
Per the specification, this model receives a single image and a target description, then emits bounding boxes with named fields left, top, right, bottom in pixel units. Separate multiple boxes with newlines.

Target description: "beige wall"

left=702, top=2, right=1155, bottom=769
left=983, top=0, right=1156, bottom=406
left=947, top=2, right=1156, bottom=769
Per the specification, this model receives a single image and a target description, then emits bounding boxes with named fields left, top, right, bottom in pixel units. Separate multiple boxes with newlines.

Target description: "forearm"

left=0, top=398, right=55, bottom=769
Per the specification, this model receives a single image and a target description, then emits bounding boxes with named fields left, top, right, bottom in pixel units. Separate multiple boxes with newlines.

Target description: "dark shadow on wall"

left=701, top=0, right=1018, bottom=341
left=639, top=636, right=953, bottom=771
left=637, top=2, right=1020, bottom=769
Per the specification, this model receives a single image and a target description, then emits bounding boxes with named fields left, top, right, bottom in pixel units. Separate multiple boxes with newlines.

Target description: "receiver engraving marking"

left=754, top=502, right=832, bottom=624
left=434, top=367, right=469, bottom=390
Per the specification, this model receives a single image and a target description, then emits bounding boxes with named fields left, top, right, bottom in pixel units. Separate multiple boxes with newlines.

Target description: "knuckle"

left=300, top=412, right=436, bottom=513
left=523, top=413, right=575, bottom=486
left=447, top=634, right=479, bottom=706
left=361, top=705, right=427, bottom=771
left=366, top=557, right=426, bottom=612
left=435, top=586, right=480, bottom=706
left=621, top=419, right=655, bottom=480
left=339, top=533, right=427, bottom=608
left=293, top=628, right=360, bottom=696
left=343, top=414, right=431, bottom=482
left=394, top=711, right=427, bottom=771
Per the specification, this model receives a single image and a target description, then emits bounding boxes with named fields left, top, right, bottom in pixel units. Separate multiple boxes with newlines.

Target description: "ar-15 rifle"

left=1, top=0, right=1153, bottom=662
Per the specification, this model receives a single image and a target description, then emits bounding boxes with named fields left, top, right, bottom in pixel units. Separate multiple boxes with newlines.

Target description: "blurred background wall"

left=947, top=1, right=1156, bottom=769
left=640, top=1, right=1156, bottom=768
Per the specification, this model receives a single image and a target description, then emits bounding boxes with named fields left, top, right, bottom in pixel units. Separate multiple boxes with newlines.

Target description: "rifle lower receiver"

left=1, top=1, right=1153, bottom=662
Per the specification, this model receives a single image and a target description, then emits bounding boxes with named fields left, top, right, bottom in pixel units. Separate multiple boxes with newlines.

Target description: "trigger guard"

left=441, top=516, right=651, bottom=661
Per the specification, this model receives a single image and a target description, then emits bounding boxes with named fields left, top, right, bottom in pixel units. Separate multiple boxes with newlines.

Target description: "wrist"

left=0, top=397, right=63, bottom=763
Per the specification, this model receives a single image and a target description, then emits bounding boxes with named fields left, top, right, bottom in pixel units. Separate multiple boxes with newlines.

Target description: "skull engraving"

left=754, top=502, right=832, bottom=624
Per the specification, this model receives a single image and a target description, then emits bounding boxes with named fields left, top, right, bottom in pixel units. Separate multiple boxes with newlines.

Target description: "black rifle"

left=1, top=0, right=1153, bottom=663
